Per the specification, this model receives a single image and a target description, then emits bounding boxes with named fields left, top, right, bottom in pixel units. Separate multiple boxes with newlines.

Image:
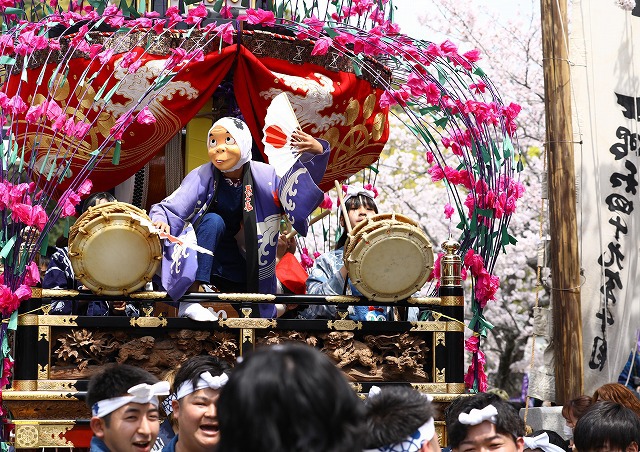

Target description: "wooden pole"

left=540, top=0, right=583, bottom=403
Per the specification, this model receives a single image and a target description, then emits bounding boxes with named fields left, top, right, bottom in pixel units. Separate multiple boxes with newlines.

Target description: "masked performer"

left=150, top=117, right=329, bottom=320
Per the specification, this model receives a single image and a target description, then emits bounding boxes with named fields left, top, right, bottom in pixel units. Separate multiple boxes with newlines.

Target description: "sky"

left=392, top=0, right=537, bottom=40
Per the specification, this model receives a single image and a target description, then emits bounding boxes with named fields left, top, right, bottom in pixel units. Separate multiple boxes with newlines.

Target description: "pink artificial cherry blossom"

left=444, top=203, right=454, bottom=219
left=0, top=357, right=13, bottom=388
left=311, top=37, right=332, bottom=56
left=215, top=22, right=234, bottom=45
left=465, top=335, right=480, bottom=353
left=464, top=249, right=485, bottom=276
left=23, top=261, right=40, bottom=287
left=185, top=4, right=207, bottom=25
left=469, top=80, right=487, bottom=94
left=136, top=106, right=156, bottom=125
left=220, top=5, right=232, bottom=19
left=25, top=101, right=48, bottom=123
left=0, top=286, right=19, bottom=316
left=30, top=205, right=48, bottom=231
left=319, top=193, right=333, bottom=210
left=239, top=8, right=276, bottom=27
left=296, top=14, right=324, bottom=40
left=427, top=165, right=445, bottom=182
left=110, top=113, right=134, bottom=140
left=463, top=48, right=481, bottom=63
left=300, top=247, right=314, bottom=270
left=77, top=179, right=93, bottom=196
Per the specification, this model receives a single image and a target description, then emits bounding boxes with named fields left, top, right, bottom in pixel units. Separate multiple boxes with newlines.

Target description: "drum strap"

left=242, top=162, right=259, bottom=293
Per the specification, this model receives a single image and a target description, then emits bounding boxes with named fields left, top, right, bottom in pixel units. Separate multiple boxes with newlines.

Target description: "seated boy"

left=445, top=392, right=525, bottom=452
left=363, top=385, right=440, bottom=452
left=87, top=364, right=169, bottom=452
left=163, top=355, right=230, bottom=452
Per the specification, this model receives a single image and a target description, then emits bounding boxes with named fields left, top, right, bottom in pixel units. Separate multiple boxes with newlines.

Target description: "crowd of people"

left=84, top=342, right=640, bottom=452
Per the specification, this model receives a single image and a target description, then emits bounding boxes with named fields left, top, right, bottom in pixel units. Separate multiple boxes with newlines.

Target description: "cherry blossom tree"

left=416, top=0, right=548, bottom=395
left=302, top=0, right=548, bottom=395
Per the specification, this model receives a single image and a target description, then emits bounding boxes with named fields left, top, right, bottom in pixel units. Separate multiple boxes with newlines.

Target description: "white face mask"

left=563, top=423, right=573, bottom=439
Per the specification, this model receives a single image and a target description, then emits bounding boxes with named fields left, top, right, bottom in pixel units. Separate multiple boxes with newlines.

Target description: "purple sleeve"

left=279, top=140, right=330, bottom=237
left=298, top=139, right=330, bottom=185
left=149, top=165, right=210, bottom=234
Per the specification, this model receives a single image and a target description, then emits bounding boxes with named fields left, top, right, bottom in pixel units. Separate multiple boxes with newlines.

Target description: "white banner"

left=570, top=1, right=640, bottom=394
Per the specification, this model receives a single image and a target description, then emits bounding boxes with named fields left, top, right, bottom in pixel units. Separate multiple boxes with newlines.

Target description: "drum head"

left=346, top=213, right=419, bottom=257
left=69, top=203, right=162, bottom=296
left=345, top=222, right=434, bottom=301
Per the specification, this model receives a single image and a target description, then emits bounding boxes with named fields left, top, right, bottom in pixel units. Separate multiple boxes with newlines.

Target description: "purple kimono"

left=149, top=140, right=330, bottom=315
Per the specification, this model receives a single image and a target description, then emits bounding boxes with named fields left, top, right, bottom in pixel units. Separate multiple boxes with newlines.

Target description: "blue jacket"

left=618, top=350, right=640, bottom=390
left=161, top=434, right=178, bottom=452
left=90, top=437, right=110, bottom=452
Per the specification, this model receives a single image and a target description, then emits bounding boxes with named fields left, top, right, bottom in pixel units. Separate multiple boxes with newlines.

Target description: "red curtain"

left=234, top=45, right=389, bottom=192
left=6, top=31, right=389, bottom=196
left=6, top=44, right=236, bottom=195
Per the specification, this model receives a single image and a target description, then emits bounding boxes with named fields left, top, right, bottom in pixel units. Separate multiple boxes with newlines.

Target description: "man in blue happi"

left=150, top=117, right=329, bottom=321
left=87, top=364, right=168, bottom=452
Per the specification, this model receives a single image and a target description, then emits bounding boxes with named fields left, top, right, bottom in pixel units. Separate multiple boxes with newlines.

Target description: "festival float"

left=0, top=0, right=524, bottom=448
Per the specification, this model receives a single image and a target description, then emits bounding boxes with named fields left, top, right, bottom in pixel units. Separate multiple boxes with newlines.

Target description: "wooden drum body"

left=68, top=202, right=162, bottom=296
left=344, top=213, right=434, bottom=301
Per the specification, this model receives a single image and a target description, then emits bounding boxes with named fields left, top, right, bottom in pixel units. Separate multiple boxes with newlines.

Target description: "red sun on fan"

left=264, top=124, right=288, bottom=148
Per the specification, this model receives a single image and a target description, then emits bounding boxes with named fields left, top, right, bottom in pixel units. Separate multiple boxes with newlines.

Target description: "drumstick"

left=334, top=180, right=352, bottom=234
left=285, top=209, right=331, bottom=239
left=128, top=212, right=214, bottom=256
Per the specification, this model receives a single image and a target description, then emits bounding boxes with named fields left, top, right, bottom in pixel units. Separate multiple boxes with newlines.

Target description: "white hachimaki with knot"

left=92, top=381, right=170, bottom=418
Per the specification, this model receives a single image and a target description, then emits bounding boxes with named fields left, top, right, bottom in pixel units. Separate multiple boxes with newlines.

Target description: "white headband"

left=523, top=433, right=566, bottom=452
left=368, top=385, right=434, bottom=402
left=176, top=371, right=229, bottom=400
left=368, top=385, right=382, bottom=398
left=363, top=418, right=436, bottom=452
left=458, top=404, right=498, bottom=426
left=91, top=381, right=170, bottom=418
left=209, top=117, right=253, bottom=172
left=342, top=185, right=376, bottom=205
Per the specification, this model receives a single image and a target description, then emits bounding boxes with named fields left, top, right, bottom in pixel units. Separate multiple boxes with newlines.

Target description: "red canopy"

left=6, top=30, right=390, bottom=195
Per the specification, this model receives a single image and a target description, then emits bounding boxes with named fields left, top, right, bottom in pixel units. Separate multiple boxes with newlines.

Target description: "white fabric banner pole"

left=570, top=0, right=640, bottom=395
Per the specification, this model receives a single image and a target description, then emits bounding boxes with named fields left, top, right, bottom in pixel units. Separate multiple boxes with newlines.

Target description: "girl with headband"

left=302, top=185, right=390, bottom=321
left=151, top=117, right=329, bottom=321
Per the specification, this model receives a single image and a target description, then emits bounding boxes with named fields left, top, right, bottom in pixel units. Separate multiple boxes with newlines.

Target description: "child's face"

left=208, top=125, right=242, bottom=173
left=345, top=204, right=376, bottom=229
left=455, top=421, right=524, bottom=452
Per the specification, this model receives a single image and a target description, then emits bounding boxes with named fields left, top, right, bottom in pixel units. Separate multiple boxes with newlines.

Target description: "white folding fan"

left=262, top=92, right=302, bottom=178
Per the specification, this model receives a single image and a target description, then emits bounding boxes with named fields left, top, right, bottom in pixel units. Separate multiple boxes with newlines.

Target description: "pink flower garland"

left=0, top=261, right=39, bottom=316
left=0, top=181, right=48, bottom=230
left=464, top=336, right=488, bottom=391
left=464, top=249, right=500, bottom=307
left=300, top=247, right=315, bottom=270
